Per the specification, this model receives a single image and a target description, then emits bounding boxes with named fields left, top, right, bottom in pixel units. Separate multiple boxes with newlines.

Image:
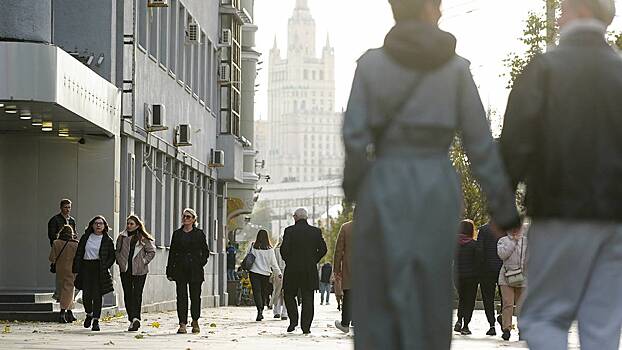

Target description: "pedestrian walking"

left=497, top=225, right=527, bottom=341
left=281, top=208, right=328, bottom=334
left=500, top=1, right=622, bottom=349
left=48, top=199, right=76, bottom=302
left=49, top=225, right=78, bottom=323
left=272, top=236, right=288, bottom=320
left=115, top=215, right=156, bottom=332
left=319, top=262, right=332, bottom=305
left=341, top=0, right=521, bottom=347
left=227, top=242, right=237, bottom=281
left=333, top=220, right=353, bottom=334
left=72, top=216, right=115, bottom=332
left=454, top=220, right=482, bottom=336
left=478, top=222, right=504, bottom=335
left=166, top=208, right=210, bottom=334
left=247, top=229, right=281, bottom=321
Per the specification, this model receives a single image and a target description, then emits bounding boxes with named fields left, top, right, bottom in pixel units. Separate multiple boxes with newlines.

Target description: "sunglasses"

left=183, top=215, right=194, bottom=219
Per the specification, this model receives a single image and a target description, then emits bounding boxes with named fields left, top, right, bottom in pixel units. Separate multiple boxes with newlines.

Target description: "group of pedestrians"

left=342, top=0, right=621, bottom=349
left=454, top=220, right=528, bottom=341
left=47, top=202, right=210, bottom=334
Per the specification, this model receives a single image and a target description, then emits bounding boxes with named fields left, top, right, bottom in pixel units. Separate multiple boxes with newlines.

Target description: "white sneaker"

left=335, top=320, right=350, bottom=333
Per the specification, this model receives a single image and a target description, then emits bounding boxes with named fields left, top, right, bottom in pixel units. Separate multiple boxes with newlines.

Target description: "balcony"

left=217, top=134, right=244, bottom=183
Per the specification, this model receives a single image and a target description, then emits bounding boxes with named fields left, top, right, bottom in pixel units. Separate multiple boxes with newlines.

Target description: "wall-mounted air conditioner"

left=209, top=150, right=225, bottom=168
left=144, top=103, right=168, bottom=132
left=148, top=0, right=169, bottom=7
left=219, top=63, right=231, bottom=82
left=220, top=29, right=232, bottom=47
left=175, top=124, right=192, bottom=146
left=186, top=21, right=200, bottom=44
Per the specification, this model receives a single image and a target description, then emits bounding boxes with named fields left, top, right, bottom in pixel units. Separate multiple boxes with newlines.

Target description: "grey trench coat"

left=342, top=49, right=519, bottom=350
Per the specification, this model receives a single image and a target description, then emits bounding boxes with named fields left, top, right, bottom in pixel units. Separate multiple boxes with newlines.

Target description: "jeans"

left=175, top=280, right=202, bottom=324
left=249, top=271, right=270, bottom=312
left=120, top=273, right=147, bottom=321
left=319, top=282, right=331, bottom=303
left=227, top=269, right=236, bottom=281
left=82, top=260, right=103, bottom=319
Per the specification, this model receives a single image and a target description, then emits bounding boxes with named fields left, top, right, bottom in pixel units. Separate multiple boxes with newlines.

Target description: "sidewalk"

left=0, top=299, right=585, bottom=350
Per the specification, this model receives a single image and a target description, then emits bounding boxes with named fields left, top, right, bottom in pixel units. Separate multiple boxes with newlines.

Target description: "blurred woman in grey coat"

left=342, top=0, right=521, bottom=348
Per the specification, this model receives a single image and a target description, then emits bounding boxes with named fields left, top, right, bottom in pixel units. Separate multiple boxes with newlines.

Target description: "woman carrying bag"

left=246, top=230, right=281, bottom=322
left=116, top=215, right=156, bottom=332
left=497, top=223, right=528, bottom=341
left=73, top=216, right=116, bottom=331
left=49, top=225, right=79, bottom=323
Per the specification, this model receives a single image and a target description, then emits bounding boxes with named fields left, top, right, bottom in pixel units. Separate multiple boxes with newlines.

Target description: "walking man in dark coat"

left=280, top=208, right=327, bottom=334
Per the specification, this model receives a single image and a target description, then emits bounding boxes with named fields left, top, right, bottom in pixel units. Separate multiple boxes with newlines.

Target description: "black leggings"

left=249, top=272, right=270, bottom=312
left=457, top=277, right=479, bottom=326
left=82, top=260, right=103, bottom=319
left=120, top=273, right=147, bottom=321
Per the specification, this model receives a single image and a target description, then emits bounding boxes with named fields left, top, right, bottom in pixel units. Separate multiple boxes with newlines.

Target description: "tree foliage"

left=250, top=200, right=273, bottom=232
left=319, top=200, right=354, bottom=264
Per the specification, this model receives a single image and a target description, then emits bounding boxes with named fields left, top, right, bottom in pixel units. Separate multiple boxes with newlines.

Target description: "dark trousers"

left=341, top=289, right=352, bottom=327
left=175, top=280, right=202, bottom=324
left=457, top=277, right=478, bottom=326
left=82, top=260, right=103, bottom=319
left=285, top=288, right=314, bottom=332
left=120, top=272, right=147, bottom=321
left=249, top=272, right=270, bottom=312
left=479, top=275, right=499, bottom=327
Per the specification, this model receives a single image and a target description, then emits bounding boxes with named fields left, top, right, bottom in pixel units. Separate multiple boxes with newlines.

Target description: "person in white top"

left=271, top=236, right=288, bottom=320
left=248, top=229, right=281, bottom=321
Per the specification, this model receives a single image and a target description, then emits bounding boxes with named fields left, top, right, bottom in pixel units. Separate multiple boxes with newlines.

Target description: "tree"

left=250, top=200, right=273, bottom=232
left=320, top=200, right=354, bottom=264
left=450, top=137, right=489, bottom=228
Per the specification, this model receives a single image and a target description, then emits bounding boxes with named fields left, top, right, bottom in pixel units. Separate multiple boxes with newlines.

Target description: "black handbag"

left=241, top=245, right=256, bottom=271
left=50, top=241, right=69, bottom=273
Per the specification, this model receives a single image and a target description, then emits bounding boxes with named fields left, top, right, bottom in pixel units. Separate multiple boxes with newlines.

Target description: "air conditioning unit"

left=220, top=29, right=232, bottom=47
left=148, top=0, right=169, bottom=7
left=219, top=63, right=231, bottom=82
left=144, top=103, right=168, bottom=132
left=209, top=150, right=225, bottom=168
left=186, top=21, right=200, bottom=44
left=175, top=124, right=192, bottom=147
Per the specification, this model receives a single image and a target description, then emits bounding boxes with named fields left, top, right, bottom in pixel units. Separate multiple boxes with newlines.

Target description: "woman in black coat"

left=166, top=208, right=209, bottom=334
left=454, top=219, right=483, bottom=336
left=72, top=215, right=115, bottom=331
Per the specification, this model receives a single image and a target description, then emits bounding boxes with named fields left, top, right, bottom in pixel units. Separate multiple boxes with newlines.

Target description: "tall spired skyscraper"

left=258, top=0, right=344, bottom=184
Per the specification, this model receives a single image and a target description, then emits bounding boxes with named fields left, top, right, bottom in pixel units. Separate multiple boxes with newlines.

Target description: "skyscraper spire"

left=325, top=33, right=331, bottom=48
left=273, top=35, right=278, bottom=49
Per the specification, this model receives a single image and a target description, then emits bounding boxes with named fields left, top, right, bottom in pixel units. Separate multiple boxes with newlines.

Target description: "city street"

left=0, top=297, right=586, bottom=350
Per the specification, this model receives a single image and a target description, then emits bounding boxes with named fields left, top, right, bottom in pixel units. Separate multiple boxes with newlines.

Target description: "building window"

left=148, top=8, right=158, bottom=59
left=304, top=70, right=308, bottom=80
left=138, top=0, right=147, bottom=49
left=193, top=31, right=200, bottom=96
left=185, top=14, right=193, bottom=89
left=168, top=0, right=177, bottom=74
left=199, top=32, right=206, bottom=103
left=319, top=70, right=324, bottom=80
left=159, top=7, right=168, bottom=66
left=177, top=5, right=185, bottom=82
left=312, top=70, right=316, bottom=80
left=207, top=42, right=214, bottom=108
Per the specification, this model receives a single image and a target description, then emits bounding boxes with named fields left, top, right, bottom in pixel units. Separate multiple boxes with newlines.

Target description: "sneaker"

left=486, top=327, right=496, bottom=336
left=453, top=320, right=462, bottom=333
left=281, top=316, right=288, bottom=321
left=83, top=314, right=93, bottom=328
left=502, top=329, right=511, bottom=341
left=191, top=320, right=200, bottom=333
left=177, top=323, right=187, bottom=334
left=274, top=314, right=281, bottom=319
left=460, top=326, right=472, bottom=335
left=91, top=319, right=100, bottom=331
left=66, top=310, right=77, bottom=322
left=128, top=319, right=140, bottom=332
left=334, top=320, right=350, bottom=334
left=303, top=330, right=311, bottom=335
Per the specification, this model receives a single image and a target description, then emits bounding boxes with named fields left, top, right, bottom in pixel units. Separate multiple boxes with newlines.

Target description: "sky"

left=253, top=0, right=622, bottom=131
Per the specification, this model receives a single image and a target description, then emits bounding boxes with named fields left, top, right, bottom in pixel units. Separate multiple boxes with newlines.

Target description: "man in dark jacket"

left=500, top=1, right=622, bottom=348
left=319, top=262, right=332, bottom=305
left=477, top=223, right=503, bottom=336
left=48, top=198, right=76, bottom=301
left=281, top=208, right=327, bottom=334
left=48, top=199, right=76, bottom=246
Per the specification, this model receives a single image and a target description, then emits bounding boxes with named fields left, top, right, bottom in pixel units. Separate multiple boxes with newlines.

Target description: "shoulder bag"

left=504, top=237, right=525, bottom=287
left=241, top=243, right=256, bottom=271
left=50, top=240, right=70, bottom=273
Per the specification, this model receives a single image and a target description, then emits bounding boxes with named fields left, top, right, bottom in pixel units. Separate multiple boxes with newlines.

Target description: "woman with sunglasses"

left=166, top=208, right=210, bottom=334
left=72, top=216, right=115, bottom=331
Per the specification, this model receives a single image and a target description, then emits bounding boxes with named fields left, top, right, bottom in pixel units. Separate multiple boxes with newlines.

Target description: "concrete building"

left=258, top=0, right=344, bottom=184
left=0, top=0, right=259, bottom=321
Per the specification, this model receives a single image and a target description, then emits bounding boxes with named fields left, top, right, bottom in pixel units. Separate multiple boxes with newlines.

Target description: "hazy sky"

left=254, top=0, right=622, bottom=129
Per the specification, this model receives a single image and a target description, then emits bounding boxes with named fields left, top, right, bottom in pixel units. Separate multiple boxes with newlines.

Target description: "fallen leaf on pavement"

left=135, top=334, right=144, bottom=339
left=210, top=323, right=217, bottom=327
left=2, top=325, right=10, bottom=334
left=149, top=321, right=161, bottom=328
left=104, top=340, right=114, bottom=345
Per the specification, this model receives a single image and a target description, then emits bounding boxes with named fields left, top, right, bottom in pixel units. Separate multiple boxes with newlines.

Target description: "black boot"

left=66, top=310, right=77, bottom=322
left=460, top=325, right=472, bottom=335
left=502, top=329, right=511, bottom=341
left=256, top=310, right=263, bottom=321
left=454, top=319, right=462, bottom=332
left=91, top=319, right=100, bottom=331
left=59, top=310, right=68, bottom=324
left=83, top=314, right=93, bottom=328
left=486, top=326, right=496, bottom=336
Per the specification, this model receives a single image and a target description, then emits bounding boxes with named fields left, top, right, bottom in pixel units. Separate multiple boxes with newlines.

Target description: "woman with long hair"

left=166, top=208, right=209, bottom=334
left=248, top=229, right=281, bottom=321
left=49, top=225, right=79, bottom=323
left=454, top=219, right=481, bottom=335
left=115, top=215, right=156, bottom=332
left=72, top=216, right=115, bottom=331
left=341, top=0, right=520, bottom=347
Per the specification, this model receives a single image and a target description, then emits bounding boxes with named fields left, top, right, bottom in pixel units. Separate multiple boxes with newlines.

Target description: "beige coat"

left=49, top=239, right=78, bottom=309
left=333, top=221, right=353, bottom=290
left=115, top=231, right=156, bottom=276
left=497, top=235, right=528, bottom=286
